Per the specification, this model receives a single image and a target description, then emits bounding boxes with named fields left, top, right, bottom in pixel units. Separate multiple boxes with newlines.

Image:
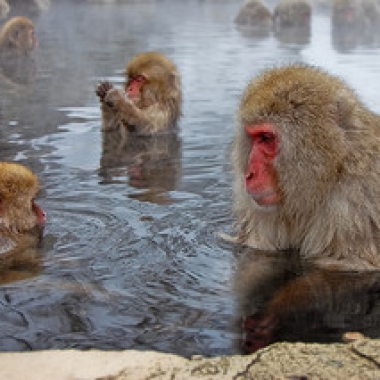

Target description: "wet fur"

left=98, top=51, right=182, bottom=134
left=0, top=162, right=43, bottom=263
left=0, top=17, right=36, bottom=56
left=232, top=64, right=380, bottom=271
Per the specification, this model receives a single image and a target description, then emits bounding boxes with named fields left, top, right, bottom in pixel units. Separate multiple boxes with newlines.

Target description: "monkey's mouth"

left=250, top=191, right=280, bottom=207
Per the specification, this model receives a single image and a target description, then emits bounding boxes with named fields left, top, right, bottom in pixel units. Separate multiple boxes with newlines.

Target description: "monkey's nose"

left=245, top=172, right=254, bottom=180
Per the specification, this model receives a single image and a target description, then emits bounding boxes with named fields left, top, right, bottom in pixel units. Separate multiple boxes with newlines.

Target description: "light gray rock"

left=1, top=339, right=380, bottom=379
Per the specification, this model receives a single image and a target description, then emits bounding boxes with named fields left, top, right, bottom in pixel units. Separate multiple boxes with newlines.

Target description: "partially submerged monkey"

left=0, top=162, right=45, bottom=268
left=232, top=64, right=380, bottom=271
left=96, top=51, right=182, bottom=135
left=0, top=16, right=37, bottom=57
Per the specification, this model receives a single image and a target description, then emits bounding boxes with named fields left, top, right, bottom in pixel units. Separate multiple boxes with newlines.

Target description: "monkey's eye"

left=134, top=75, right=146, bottom=83
left=257, top=132, right=275, bottom=143
left=250, top=130, right=278, bottom=158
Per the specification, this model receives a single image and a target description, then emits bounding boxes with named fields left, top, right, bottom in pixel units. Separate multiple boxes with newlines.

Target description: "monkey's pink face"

left=244, top=123, right=281, bottom=207
left=24, top=26, right=37, bottom=51
left=126, top=75, right=146, bottom=102
left=32, top=200, right=46, bottom=228
left=30, top=27, right=37, bottom=49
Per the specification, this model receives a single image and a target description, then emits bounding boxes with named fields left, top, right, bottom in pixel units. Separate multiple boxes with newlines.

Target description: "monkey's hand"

left=96, top=81, right=114, bottom=102
left=102, top=88, right=128, bottom=110
left=242, top=312, right=277, bottom=353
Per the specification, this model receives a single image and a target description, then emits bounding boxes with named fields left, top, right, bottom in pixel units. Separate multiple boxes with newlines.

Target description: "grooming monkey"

left=231, top=64, right=380, bottom=271
left=96, top=51, right=182, bottom=134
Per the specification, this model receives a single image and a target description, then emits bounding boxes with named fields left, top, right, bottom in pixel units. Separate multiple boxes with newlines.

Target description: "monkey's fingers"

left=96, top=81, right=114, bottom=100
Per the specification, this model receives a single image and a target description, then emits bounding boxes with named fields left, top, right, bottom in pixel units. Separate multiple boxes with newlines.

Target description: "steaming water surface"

left=1, top=0, right=380, bottom=356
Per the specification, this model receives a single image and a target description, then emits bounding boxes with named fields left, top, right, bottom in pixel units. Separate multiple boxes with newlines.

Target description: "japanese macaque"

left=332, top=0, right=380, bottom=30
left=234, top=0, right=272, bottom=29
left=0, top=17, right=37, bottom=57
left=273, top=0, right=312, bottom=28
left=96, top=51, right=182, bottom=135
left=231, top=64, right=380, bottom=271
left=0, top=0, right=10, bottom=19
left=0, top=162, right=46, bottom=268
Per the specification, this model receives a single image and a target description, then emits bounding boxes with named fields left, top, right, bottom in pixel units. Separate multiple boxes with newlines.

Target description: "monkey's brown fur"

left=0, top=162, right=45, bottom=270
left=97, top=51, right=182, bottom=134
left=232, top=64, right=380, bottom=271
left=0, top=16, right=36, bottom=56
left=0, top=162, right=40, bottom=234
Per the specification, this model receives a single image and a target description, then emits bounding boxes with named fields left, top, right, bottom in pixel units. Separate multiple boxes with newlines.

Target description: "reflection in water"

left=234, top=249, right=380, bottom=354
left=0, top=55, right=37, bottom=89
left=332, top=25, right=380, bottom=52
left=99, top=130, right=182, bottom=204
left=0, top=250, right=43, bottom=285
left=236, top=24, right=272, bottom=41
left=274, top=24, right=311, bottom=46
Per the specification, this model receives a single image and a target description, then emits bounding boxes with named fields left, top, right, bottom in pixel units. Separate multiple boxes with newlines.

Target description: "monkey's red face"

left=126, top=75, right=146, bottom=102
left=32, top=200, right=46, bottom=228
left=32, top=199, right=46, bottom=240
left=245, top=123, right=281, bottom=207
left=29, top=27, right=37, bottom=49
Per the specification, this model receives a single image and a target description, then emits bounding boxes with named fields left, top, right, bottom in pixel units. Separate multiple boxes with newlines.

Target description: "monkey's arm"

left=0, top=234, right=16, bottom=255
left=102, top=88, right=172, bottom=134
left=100, top=102, right=123, bottom=131
left=96, top=82, right=123, bottom=131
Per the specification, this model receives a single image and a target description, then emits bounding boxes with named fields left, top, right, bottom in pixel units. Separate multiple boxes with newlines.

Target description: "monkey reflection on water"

left=235, top=250, right=380, bottom=353
left=99, top=130, right=182, bottom=204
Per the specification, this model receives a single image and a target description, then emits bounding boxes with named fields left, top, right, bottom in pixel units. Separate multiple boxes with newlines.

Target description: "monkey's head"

left=0, top=162, right=45, bottom=234
left=332, top=0, right=360, bottom=27
left=124, top=51, right=182, bottom=109
left=234, top=65, right=366, bottom=213
left=0, top=16, right=37, bottom=55
left=274, top=0, right=312, bottom=28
